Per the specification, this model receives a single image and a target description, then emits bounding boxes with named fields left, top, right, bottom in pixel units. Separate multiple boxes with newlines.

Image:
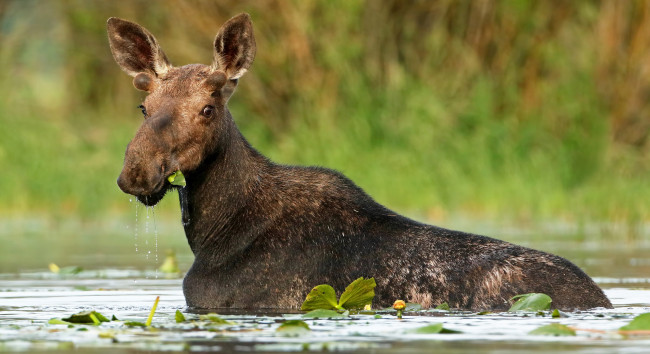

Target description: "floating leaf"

left=175, top=310, right=186, bottom=323
left=300, top=284, right=339, bottom=311
left=434, top=302, right=450, bottom=311
left=405, top=303, right=423, bottom=311
left=529, top=323, right=576, bottom=336
left=409, top=323, right=461, bottom=334
left=199, top=313, right=234, bottom=325
left=47, top=263, right=83, bottom=275
left=620, top=313, right=650, bottom=331
left=111, top=315, right=119, bottom=321
left=124, top=321, right=146, bottom=327
left=338, top=277, right=376, bottom=310
left=277, top=320, right=310, bottom=336
left=302, top=309, right=347, bottom=319
left=508, top=293, right=552, bottom=312
left=62, top=311, right=110, bottom=324
left=48, top=318, right=72, bottom=325
left=59, top=266, right=83, bottom=275
left=551, top=309, right=561, bottom=318
left=167, top=170, right=186, bottom=187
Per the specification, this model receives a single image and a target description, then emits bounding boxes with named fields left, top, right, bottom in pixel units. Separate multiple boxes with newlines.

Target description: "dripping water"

left=152, top=207, right=159, bottom=279
left=132, top=198, right=138, bottom=284
left=145, top=206, right=150, bottom=261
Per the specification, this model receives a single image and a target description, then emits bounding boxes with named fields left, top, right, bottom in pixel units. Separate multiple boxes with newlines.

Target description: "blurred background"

left=1, top=0, right=649, bottom=273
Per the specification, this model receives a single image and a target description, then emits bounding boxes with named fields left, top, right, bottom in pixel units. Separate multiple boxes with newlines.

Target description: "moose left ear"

left=212, top=13, right=256, bottom=79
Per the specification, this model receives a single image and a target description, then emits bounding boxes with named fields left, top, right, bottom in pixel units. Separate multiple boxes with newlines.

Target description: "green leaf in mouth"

left=167, top=170, right=186, bottom=187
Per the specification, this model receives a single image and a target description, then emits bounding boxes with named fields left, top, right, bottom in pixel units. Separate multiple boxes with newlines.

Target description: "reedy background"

left=1, top=0, right=649, bottom=236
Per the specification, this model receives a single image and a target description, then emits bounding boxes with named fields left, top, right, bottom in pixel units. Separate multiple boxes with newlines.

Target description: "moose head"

left=107, top=14, right=256, bottom=206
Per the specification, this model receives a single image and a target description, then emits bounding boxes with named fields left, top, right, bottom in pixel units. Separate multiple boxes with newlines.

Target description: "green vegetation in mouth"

left=167, top=170, right=186, bottom=187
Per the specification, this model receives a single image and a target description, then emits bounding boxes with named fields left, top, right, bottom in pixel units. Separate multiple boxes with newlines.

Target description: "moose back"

left=107, top=14, right=611, bottom=310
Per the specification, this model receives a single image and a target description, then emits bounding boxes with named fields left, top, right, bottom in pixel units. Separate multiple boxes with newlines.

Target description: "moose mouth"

left=135, top=185, right=170, bottom=206
left=129, top=178, right=173, bottom=207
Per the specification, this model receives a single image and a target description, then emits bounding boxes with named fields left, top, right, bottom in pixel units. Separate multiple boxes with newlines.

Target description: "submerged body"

left=180, top=131, right=611, bottom=311
left=107, top=14, right=612, bottom=311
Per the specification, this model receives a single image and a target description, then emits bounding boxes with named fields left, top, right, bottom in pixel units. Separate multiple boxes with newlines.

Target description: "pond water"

left=1, top=216, right=649, bottom=352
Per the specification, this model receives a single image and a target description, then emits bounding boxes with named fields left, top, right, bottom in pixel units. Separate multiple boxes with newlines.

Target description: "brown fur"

left=107, top=14, right=612, bottom=311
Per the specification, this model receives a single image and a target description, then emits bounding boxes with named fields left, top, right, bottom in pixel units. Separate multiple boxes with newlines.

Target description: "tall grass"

left=0, top=0, right=649, bottom=229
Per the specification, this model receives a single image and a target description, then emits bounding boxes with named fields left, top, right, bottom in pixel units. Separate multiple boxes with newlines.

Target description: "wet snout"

left=116, top=126, right=170, bottom=198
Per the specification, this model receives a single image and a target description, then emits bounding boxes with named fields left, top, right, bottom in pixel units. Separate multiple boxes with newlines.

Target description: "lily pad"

left=405, top=302, right=423, bottom=311
left=124, top=321, right=146, bottom=327
left=620, top=313, right=650, bottom=331
left=434, top=302, right=450, bottom=311
left=529, top=323, right=576, bottom=336
left=199, top=313, right=234, bottom=325
left=167, top=170, right=186, bottom=187
left=175, top=310, right=186, bottom=323
left=551, top=309, right=561, bottom=318
left=62, top=311, right=110, bottom=324
left=277, top=320, right=310, bottom=336
left=508, top=293, right=552, bottom=312
left=338, top=277, right=376, bottom=310
left=409, top=323, right=461, bottom=334
left=302, top=309, right=347, bottom=319
left=300, top=284, right=339, bottom=311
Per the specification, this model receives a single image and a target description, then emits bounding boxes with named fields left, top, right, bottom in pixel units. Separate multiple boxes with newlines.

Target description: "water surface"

left=1, top=217, right=649, bottom=352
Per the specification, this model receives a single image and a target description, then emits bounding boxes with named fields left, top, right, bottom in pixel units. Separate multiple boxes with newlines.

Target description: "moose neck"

left=179, top=109, right=267, bottom=262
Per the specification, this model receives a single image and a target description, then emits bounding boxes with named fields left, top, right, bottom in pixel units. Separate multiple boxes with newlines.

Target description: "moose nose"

left=117, top=172, right=134, bottom=195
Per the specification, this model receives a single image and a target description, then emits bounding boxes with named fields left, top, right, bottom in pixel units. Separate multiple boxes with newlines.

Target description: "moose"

left=107, top=14, right=611, bottom=310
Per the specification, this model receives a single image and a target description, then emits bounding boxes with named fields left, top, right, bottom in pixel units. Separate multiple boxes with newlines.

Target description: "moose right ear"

left=107, top=17, right=172, bottom=78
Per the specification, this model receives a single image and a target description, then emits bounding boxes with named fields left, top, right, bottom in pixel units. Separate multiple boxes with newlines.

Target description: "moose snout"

left=116, top=156, right=166, bottom=197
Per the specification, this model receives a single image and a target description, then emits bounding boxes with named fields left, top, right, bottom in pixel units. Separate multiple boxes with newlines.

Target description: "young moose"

left=107, top=14, right=611, bottom=311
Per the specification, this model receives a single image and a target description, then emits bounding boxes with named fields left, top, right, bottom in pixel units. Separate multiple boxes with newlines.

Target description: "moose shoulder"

left=107, top=14, right=612, bottom=311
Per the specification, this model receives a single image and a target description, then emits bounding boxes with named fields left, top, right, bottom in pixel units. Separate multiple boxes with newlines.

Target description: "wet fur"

left=108, top=14, right=612, bottom=311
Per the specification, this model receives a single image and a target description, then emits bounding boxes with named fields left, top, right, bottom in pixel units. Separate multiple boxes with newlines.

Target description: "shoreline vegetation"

left=1, top=1, right=649, bottom=229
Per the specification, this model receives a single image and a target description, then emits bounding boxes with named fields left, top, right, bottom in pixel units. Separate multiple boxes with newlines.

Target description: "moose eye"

left=201, top=105, right=214, bottom=117
left=137, top=104, right=148, bottom=118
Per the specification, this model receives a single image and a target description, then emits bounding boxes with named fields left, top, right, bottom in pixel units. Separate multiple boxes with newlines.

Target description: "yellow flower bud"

left=393, top=300, right=406, bottom=310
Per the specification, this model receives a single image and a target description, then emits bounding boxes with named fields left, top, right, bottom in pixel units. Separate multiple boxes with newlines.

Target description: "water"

left=0, top=218, right=649, bottom=352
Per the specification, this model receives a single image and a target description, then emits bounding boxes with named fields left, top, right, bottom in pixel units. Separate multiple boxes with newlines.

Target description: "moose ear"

left=107, top=17, right=172, bottom=77
left=212, top=13, right=256, bottom=79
